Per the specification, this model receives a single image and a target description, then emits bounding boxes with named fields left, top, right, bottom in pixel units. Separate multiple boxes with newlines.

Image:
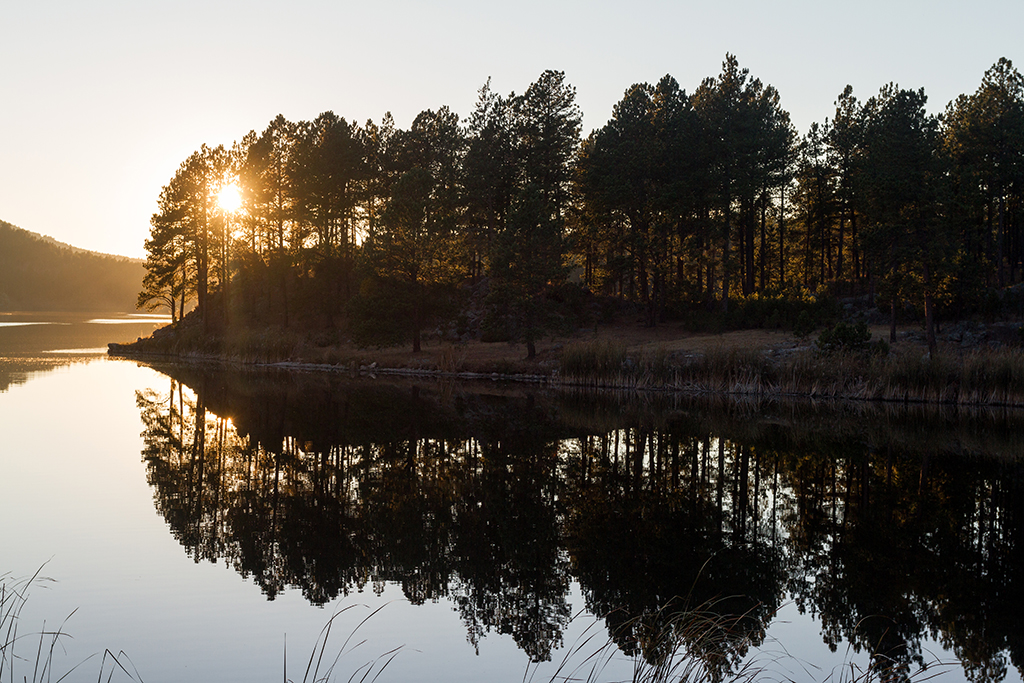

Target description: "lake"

left=2, top=312, right=1023, bottom=683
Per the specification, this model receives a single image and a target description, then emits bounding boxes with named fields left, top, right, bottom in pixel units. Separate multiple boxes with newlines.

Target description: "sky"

left=2, top=0, right=1021, bottom=260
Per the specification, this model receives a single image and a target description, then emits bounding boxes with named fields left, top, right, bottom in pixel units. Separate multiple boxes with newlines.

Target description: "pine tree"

left=860, top=85, right=947, bottom=353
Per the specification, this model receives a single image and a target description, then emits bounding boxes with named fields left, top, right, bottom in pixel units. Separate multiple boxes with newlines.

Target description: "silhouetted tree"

left=943, top=58, right=1024, bottom=305
left=463, top=79, right=520, bottom=280
left=486, top=185, right=569, bottom=358
left=354, top=165, right=465, bottom=350
left=859, top=85, right=947, bottom=352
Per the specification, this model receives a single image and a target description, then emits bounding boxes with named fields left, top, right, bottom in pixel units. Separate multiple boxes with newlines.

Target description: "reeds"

left=438, top=344, right=467, bottom=373
left=1, top=568, right=142, bottom=683
left=557, top=342, right=1024, bottom=406
left=560, top=340, right=629, bottom=384
left=559, top=343, right=778, bottom=394
left=531, top=602, right=954, bottom=683
left=287, top=603, right=403, bottom=683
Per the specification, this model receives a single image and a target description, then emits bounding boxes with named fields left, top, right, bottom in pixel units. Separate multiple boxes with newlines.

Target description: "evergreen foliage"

left=815, top=320, right=873, bottom=353
left=138, top=58, right=1024, bottom=351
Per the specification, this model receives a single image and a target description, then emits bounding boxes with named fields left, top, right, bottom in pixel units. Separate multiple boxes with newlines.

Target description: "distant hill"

left=0, top=220, right=144, bottom=311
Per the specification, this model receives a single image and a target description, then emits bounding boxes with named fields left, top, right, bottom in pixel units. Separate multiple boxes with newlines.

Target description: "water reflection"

left=0, top=312, right=167, bottom=351
left=136, top=364, right=1024, bottom=681
left=1, top=356, right=76, bottom=392
left=0, top=313, right=169, bottom=391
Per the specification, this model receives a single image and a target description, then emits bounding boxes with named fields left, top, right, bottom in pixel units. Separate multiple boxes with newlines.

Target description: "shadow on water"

left=135, top=362, right=1024, bottom=682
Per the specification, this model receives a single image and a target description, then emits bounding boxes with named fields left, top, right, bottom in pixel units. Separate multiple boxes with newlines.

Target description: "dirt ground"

left=343, top=323, right=822, bottom=373
left=339, top=321, right=956, bottom=374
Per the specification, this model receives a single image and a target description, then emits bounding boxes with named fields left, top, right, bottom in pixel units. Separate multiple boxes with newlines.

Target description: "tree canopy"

left=140, top=57, right=1024, bottom=351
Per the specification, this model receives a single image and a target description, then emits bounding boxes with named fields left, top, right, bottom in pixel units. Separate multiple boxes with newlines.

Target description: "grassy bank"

left=109, top=317, right=555, bottom=376
left=110, top=316, right=1024, bottom=406
left=559, top=338, right=1024, bottom=406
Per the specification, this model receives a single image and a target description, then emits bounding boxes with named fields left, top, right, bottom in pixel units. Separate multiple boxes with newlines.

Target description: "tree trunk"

left=819, top=203, right=828, bottom=284
left=412, top=300, right=422, bottom=353
left=280, top=265, right=289, bottom=328
left=804, top=214, right=813, bottom=286
left=837, top=209, right=845, bottom=285
left=759, top=195, right=768, bottom=291
left=705, top=261, right=715, bottom=311
left=779, top=186, right=786, bottom=288
left=653, top=270, right=662, bottom=325
left=171, top=271, right=179, bottom=323
left=852, top=209, right=860, bottom=282
left=998, top=195, right=1007, bottom=287
left=721, top=215, right=731, bottom=313
left=736, top=202, right=749, bottom=296
left=222, top=220, right=230, bottom=326
left=749, top=201, right=757, bottom=294
left=923, top=262, right=937, bottom=356
left=638, top=250, right=653, bottom=327
left=890, top=297, right=897, bottom=343
left=198, top=203, right=209, bottom=332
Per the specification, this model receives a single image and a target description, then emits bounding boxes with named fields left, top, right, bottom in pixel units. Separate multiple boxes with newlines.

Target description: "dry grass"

left=115, top=318, right=801, bottom=369
left=112, top=318, right=1024, bottom=405
left=556, top=333, right=1024, bottom=406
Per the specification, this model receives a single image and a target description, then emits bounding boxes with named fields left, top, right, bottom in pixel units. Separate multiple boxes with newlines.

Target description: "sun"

left=217, top=183, right=242, bottom=213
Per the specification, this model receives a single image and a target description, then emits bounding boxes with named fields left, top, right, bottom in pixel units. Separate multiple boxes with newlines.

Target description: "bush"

left=816, top=321, right=872, bottom=353
left=480, top=309, right=514, bottom=343
left=793, top=311, right=817, bottom=338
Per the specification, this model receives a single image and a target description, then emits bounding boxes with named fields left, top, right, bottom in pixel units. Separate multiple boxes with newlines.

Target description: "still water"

left=2, top=312, right=1023, bottom=683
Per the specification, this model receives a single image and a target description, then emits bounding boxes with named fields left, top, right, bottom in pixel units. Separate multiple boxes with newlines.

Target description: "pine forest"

left=138, top=55, right=1024, bottom=359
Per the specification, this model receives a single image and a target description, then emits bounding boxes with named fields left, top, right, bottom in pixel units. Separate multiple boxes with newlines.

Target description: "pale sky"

left=2, top=0, right=1020, bottom=259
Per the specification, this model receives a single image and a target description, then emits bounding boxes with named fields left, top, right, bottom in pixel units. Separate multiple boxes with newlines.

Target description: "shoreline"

left=107, top=333, right=1024, bottom=408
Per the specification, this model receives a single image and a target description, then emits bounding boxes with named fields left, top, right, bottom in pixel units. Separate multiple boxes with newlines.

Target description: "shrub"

left=793, top=311, right=817, bottom=338
left=816, top=321, right=872, bottom=353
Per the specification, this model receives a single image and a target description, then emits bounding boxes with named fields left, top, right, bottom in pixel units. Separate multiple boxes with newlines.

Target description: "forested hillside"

left=139, top=56, right=1024, bottom=356
left=0, top=220, right=144, bottom=311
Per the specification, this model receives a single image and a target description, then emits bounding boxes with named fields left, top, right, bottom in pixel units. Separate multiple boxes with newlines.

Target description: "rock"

left=861, top=308, right=888, bottom=325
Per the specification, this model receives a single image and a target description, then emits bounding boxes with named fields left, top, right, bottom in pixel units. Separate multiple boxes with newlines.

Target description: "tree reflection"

left=781, top=439, right=1024, bottom=682
left=451, top=400, right=570, bottom=662
left=563, top=429, right=784, bottom=681
left=1, top=356, right=87, bottom=393
left=136, top=366, right=1024, bottom=680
